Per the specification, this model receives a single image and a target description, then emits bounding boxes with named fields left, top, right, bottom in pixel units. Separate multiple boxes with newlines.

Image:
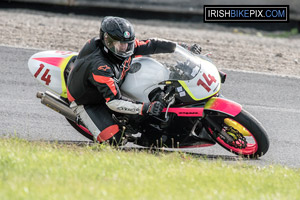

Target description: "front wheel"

left=204, top=109, right=269, bottom=158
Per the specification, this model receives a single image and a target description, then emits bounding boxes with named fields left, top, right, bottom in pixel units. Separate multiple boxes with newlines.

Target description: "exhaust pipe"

left=36, top=91, right=77, bottom=122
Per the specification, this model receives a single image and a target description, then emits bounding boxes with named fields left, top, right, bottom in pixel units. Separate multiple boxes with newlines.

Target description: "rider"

left=67, top=16, right=201, bottom=145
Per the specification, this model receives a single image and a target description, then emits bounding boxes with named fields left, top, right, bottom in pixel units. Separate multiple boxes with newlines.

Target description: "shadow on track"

left=48, top=140, right=256, bottom=162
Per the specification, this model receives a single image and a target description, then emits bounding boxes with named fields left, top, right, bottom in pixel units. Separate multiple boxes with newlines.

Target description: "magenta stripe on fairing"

left=162, top=107, right=204, bottom=117
left=33, top=57, right=65, bottom=67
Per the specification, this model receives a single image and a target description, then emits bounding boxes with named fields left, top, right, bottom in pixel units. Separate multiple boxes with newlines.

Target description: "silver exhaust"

left=36, top=91, right=77, bottom=122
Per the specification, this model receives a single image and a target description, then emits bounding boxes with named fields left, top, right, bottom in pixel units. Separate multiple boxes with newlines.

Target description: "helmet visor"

left=104, top=32, right=134, bottom=58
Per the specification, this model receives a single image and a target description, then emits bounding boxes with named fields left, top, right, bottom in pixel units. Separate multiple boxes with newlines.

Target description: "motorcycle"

left=28, top=45, right=269, bottom=158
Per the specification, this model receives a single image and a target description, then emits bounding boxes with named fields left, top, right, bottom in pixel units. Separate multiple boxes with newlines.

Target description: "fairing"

left=28, top=51, right=77, bottom=98
left=171, top=47, right=221, bottom=101
left=121, top=45, right=221, bottom=103
left=28, top=48, right=241, bottom=118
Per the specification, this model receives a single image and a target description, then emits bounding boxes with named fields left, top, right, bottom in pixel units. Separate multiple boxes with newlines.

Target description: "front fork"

left=204, top=115, right=235, bottom=144
left=202, top=96, right=243, bottom=143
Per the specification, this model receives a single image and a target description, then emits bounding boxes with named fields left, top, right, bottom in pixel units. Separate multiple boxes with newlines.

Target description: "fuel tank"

left=120, top=57, right=170, bottom=103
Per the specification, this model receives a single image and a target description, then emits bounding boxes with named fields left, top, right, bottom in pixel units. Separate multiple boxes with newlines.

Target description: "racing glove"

left=189, top=44, right=202, bottom=54
left=142, top=101, right=164, bottom=116
left=179, top=43, right=202, bottom=54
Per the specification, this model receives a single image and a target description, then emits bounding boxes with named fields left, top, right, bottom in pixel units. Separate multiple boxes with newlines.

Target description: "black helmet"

left=100, top=16, right=135, bottom=60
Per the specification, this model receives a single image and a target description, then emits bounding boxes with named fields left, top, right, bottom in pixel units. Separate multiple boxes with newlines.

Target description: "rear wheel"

left=204, top=109, right=269, bottom=158
left=66, top=118, right=94, bottom=141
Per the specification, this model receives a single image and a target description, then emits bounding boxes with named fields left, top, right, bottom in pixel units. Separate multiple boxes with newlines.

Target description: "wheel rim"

left=208, top=118, right=258, bottom=155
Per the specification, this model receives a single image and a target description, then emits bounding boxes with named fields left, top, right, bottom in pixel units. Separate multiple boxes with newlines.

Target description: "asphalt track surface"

left=1, top=45, right=300, bottom=168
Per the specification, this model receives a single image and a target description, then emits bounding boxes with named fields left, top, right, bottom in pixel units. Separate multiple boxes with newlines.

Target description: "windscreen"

left=151, top=45, right=203, bottom=81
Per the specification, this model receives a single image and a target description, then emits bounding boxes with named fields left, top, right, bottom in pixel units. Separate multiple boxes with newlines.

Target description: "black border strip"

left=204, top=5, right=289, bottom=23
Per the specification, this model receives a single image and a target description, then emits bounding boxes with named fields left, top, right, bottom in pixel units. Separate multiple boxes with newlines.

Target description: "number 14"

left=197, top=73, right=216, bottom=92
left=34, top=64, right=51, bottom=85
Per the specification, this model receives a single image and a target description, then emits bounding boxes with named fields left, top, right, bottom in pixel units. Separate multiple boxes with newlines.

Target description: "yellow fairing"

left=59, top=55, right=75, bottom=98
left=224, top=118, right=251, bottom=136
left=178, top=80, right=220, bottom=101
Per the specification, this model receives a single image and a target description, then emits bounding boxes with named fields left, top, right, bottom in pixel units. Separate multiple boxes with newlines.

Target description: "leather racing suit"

left=67, top=37, right=176, bottom=143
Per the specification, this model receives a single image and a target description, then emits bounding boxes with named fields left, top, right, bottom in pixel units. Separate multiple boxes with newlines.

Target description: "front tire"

left=204, top=109, right=269, bottom=158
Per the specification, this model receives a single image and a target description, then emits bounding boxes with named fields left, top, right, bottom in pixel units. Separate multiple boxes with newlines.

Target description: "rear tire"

left=204, top=109, right=269, bottom=158
left=66, top=118, right=94, bottom=141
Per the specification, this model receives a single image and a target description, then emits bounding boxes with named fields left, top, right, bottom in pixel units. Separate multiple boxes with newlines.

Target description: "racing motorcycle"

left=28, top=45, right=269, bottom=158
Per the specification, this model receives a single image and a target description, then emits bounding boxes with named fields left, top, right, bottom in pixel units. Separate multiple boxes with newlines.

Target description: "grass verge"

left=266, top=28, right=299, bottom=38
left=0, top=138, right=299, bottom=200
